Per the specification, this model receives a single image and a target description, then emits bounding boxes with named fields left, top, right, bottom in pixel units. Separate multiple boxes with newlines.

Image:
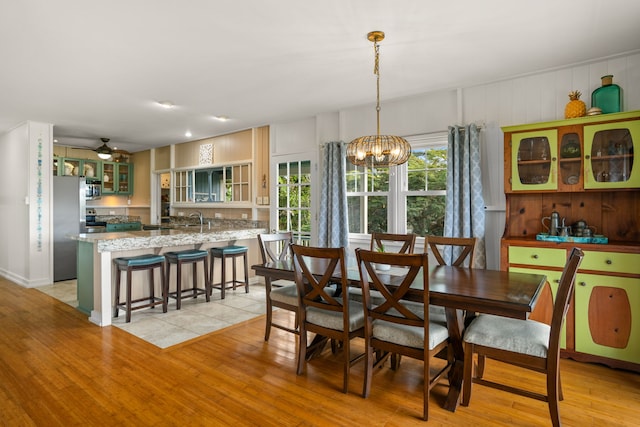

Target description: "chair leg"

left=477, top=354, right=486, bottom=378
left=125, top=269, right=133, bottom=323
left=203, top=257, right=211, bottom=302
left=220, top=255, right=226, bottom=299
left=161, top=263, right=168, bottom=313
left=548, top=366, right=562, bottom=427
left=176, top=261, right=182, bottom=309
left=342, top=337, right=350, bottom=393
left=362, top=344, right=374, bottom=398
left=264, top=279, right=273, bottom=342
left=243, top=252, right=249, bottom=293
left=297, top=328, right=307, bottom=375
left=114, top=267, right=121, bottom=318
left=461, top=342, right=474, bottom=406
left=148, top=267, right=155, bottom=305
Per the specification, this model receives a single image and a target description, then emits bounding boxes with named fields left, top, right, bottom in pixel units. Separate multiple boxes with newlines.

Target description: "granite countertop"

left=71, top=226, right=267, bottom=253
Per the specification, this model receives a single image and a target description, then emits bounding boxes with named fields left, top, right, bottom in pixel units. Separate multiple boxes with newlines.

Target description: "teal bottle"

left=591, top=75, right=621, bottom=114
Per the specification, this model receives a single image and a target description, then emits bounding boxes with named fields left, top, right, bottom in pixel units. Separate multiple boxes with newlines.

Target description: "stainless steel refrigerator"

left=53, top=176, right=86, bottom=281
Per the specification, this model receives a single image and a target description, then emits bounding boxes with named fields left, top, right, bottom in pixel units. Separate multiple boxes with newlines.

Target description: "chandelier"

left=347, top=31, right=411, bottom=167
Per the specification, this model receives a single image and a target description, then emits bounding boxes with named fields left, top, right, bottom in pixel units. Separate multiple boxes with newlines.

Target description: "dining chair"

left=355, top=248, right=452, bottom=421
left=425, top=235, right=476, bottom=267
left=290, top=244, right=365, bottom=393
left=461, top=247, right=584, bottom=427
left=370, top=232, right=417, bottom=254
left=257, top=232, right=298, bottom=341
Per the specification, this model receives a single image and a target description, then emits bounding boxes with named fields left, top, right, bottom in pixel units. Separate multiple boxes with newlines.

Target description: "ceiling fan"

left=66, top=137, right=131, bottom=161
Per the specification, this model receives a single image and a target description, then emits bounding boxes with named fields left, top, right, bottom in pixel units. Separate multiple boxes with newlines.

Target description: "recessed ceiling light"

left=185, top=131, right=192, bottom=138
left=158, top=101, right=174, bottom=109
left=213, top=115, right=229, bottom=122
left=53, top=139, right=58, bottom=143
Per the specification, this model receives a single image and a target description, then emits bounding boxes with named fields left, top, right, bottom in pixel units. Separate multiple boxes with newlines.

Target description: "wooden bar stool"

left=209, top=245, right=249, bottom=299
left=114, top=254, right=167, bottom=323
left=165, top=249, right=211, bottom=309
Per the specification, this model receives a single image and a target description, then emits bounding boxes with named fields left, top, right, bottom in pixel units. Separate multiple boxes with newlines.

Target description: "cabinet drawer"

left=581, top=251, right=640, bottom=275
left=508, top=246, right=566, bottom=268
left=106, top=222, right=141, bottom=232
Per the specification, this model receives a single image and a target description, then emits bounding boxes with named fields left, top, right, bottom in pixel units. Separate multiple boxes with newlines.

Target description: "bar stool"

left=165, top=249, right=211, bottom=309
left=114, top=254, right=167, bottom=323
left=210, top=245, right=249, bottom=299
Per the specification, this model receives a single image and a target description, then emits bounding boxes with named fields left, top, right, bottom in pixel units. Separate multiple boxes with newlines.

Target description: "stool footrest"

left=115, top=296, right=164, bottom=312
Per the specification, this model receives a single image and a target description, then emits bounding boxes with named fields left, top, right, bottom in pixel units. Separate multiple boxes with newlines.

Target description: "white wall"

left=269, top=51, right=640, bottom=269
left=0, top=121, right=53, bottom=286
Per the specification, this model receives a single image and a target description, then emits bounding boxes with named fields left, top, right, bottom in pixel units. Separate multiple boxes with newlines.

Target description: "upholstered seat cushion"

left=348, top=288, right=385, bottom=305
left=429, top=304, right=448, bottom=326
left=210, top=245, right=248, bottom=256
left=270, top=283, right=298, bottom=306
left=165, top=249, right=208, bottom=261
left=114, top=254, right=165, bottom=267
left=463, top=314, right=550, bottom=358
left=373, top=319, right=449, bottom=350
left=306, top=299, right=365, bottom=332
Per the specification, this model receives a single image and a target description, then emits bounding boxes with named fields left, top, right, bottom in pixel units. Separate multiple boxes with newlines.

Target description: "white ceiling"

left=1, top=0, right=640, bottom=153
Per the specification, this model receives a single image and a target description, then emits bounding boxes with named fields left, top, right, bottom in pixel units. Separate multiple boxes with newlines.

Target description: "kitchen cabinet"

left=106, top=222, right=141, bottom=232
left=102, top=162, right=133, bottom=195
left=54, top=157, right=102, bottom=183
left=504, top=110, right=640, bottom=193
left=503, top=242, right=640, bottom=371
left=502, top=112, right=640, bottom=373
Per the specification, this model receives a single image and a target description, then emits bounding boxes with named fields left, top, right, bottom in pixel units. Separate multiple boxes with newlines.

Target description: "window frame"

left=347, top=132, right=448, bottom=239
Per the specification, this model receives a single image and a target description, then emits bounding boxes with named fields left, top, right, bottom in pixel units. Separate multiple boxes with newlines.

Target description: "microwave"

left=85, top=181, right=102, bottom=200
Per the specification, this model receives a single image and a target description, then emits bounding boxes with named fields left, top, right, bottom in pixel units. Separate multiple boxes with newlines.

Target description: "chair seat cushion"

left=463, top=314, right=550, bottom=358
left=372, top=319, right=449, bottom=350
left=165, top=249, right=208, bottom=261
left=306, top=299, right=365, bottom=332
left=270, top=283, right=298, bottom=305
left=429, top=304, right=448, bottom=326
left=210, top=245, right=248, bottom=256
left=348, top=288, right=385, bottom=305
left=114, top=254, right=165, bottom=267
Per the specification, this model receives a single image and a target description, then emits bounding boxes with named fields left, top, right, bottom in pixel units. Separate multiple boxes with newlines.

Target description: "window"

left=276, top=160, right=312, bottom=245
left=346, top=134, right=448, bottom=237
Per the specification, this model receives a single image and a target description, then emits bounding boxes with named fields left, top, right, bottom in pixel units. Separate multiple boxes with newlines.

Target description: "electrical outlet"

left=215, top=213, right=222, bottom=218
left=262, top=196, right=269, bottom=205
left=241, top=213, right=248, bottom=219
left=178, top=212, right=184, bottom=216
left=109, top=211, right=115, bottom=215
left=256, top=196, right=263, bottom=205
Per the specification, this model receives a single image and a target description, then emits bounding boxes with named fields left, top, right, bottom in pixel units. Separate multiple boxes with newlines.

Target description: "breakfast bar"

left=72, top=223, right=267, bottom=327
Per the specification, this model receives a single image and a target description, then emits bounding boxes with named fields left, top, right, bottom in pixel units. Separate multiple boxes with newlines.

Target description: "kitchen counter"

left=71, top=225, right=267, bottom=327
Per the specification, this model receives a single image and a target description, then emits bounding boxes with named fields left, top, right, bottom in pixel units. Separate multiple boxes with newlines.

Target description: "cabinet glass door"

left=61, top=158, right=81, bottom=176
left=584, top=121, right=639, bottom=189
left=117, top=164, right=131, bottom=193
left=511, top=129, right=557, bottom=191
left=558, top=131, right=582, bottom=189
left=102, top=162, right=115, bottom=193
left=82, top=159, right=100, bottom=181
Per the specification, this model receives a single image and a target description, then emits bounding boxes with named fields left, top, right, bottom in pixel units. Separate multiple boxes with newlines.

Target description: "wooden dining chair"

left=355, top=248, right=452, bottom=421
left=370, top=232, right=417, bottom=254
left=291, top=244, right=365, bottom=393
left=461, top=247, right=584, bottom=427
left=257, top=232, right=298, bottom=341
left=425, top=235, right=476, bottom=267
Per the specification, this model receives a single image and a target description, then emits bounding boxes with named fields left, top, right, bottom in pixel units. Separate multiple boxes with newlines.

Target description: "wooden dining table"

left=252, top=259, right=547, bottom=412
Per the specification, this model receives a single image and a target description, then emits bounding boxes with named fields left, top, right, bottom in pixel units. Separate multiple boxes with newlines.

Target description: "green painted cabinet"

left=106, top=222, right=141, bottom=232
left=102, top=162, right=133, bottom=195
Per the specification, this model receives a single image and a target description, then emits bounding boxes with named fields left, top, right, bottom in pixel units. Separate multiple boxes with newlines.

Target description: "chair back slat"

left=258, top=232, right=293, bottom=263
left=370, top=232, right=417, bottom=254
left=356, top=249, right=428, bottom=328
left=291, top=245, right=349, bottom=315
left=425, top=235, right=476, bottom=267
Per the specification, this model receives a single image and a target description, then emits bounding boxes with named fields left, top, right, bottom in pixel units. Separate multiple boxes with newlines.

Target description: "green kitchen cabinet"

left=102, top=162, right=133, bottom=195
left=106, top=222, right=141, bottom=232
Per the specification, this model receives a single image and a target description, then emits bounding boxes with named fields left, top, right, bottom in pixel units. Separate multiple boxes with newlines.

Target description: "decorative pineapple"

left=564, top=90, right=586, bottom=118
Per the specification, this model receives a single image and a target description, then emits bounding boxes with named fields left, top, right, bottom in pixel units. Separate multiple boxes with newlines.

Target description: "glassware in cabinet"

left=511, top=129, right=557, bottom=191
left=584, top=120, right=639, bottom=189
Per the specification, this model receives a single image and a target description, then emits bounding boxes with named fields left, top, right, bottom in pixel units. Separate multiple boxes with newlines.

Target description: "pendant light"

left=347, top=31, right=411, bottom=167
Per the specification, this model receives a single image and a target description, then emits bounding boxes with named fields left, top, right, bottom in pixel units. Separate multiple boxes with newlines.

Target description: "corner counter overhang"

left=71, top=227, right=267, bottom=327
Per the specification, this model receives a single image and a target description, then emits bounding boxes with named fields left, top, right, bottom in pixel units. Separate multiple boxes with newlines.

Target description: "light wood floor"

left=1, top=277, right=639, bottom=426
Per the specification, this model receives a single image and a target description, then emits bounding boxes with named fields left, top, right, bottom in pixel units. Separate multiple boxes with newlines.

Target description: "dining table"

left=252, top=258, right=547, bottom=412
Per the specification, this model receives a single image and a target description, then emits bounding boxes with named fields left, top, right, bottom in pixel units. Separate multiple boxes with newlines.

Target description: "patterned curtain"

left=444, top=124, right=486, bottom=268
left=318, top=141, right=349, bottom=248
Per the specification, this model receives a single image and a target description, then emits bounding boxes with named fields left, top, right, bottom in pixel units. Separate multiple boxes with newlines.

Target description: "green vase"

left=591, top=75, right=621, bottom=114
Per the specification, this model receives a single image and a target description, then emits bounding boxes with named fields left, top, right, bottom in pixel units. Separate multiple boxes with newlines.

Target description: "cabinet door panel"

left=511, top=130, right=558, bottom=191
left=575, top=273, right=640, bottom=363
left=581, top=251, right=639, bottom=275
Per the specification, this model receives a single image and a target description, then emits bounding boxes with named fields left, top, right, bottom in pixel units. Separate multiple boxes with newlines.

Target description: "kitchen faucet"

left=189, top=211, right=203, bottom=226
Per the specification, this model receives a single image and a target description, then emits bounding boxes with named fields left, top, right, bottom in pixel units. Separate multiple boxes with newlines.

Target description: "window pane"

left=370, top=169, right=389, bottom=192
left=368, top=196, right=388, bottom=233
left=406, top=195, right=445, bottom=236
left=347, top=196, right=363, bottom=234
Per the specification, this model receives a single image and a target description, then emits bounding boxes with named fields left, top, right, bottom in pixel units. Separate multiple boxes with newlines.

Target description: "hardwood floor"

left=1, top=276, right=639, bottom=426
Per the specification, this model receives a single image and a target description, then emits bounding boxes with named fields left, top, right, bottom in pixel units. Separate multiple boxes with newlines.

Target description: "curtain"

left=318, top=141, right=349, bottom=248
left=444, top=124, right=486, bottom=268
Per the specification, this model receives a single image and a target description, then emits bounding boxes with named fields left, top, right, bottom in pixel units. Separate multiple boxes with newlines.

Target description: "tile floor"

left=37, top=280, right=268, bottom=349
